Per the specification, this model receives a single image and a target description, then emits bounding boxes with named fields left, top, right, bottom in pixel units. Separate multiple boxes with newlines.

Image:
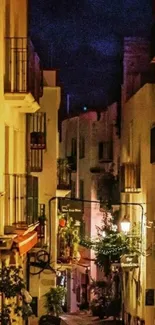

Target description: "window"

left=71, top=138, right=77, bottom=156
left=98, top=142, right=103, bottom=160
left=26, top=176, right=38, bottom=224
left=98, top=141, right=113, bottom=161
left=71, top=180, right=76, bottom=198
left=151, top=126, right=155, bottom=163
left=80, top=180, right=84, bottom=200
left=79, top=137, right=85, bottom=159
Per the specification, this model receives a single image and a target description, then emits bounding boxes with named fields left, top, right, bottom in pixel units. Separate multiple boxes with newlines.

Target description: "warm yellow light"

left=102, top=231, right=106, bottom=238
left=121, top=216, right=130, bottom=234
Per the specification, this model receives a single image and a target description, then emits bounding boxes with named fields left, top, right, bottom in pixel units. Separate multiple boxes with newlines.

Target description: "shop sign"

left=121, top=254, right=139, bottom=268
left=59, top=198, right=83, bottom=221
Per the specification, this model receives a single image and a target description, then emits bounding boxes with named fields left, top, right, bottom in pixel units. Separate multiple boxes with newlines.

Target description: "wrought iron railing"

left=4, top=37, right=43, bottom=102
left=4, top=174, right=38, bottom=227
left=30, top=149, right=43, bottom=172
left=29, top=112, right=46, bottom=150
left=120, top=163, right=141, bottom=193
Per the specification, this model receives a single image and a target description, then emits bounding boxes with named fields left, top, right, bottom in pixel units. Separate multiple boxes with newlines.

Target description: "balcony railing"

left=4, top=174, right=38, bottom=230
left=29, top=112, right=46, bottom=150
left=30, top=149, right=43, bottom=172
left=57, top=159, right=71, bottom=190
left=4, top=37, right=43, bottom=102
left=120, top=163, right=141, bottom=193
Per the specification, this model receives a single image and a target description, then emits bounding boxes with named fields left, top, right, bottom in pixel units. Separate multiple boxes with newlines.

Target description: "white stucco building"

left=60, top=104, right=120, bottom=311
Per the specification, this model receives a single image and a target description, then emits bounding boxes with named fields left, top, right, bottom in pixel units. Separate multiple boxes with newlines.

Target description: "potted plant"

left=42, top=286, right=66, bottom=325
left=58, top=214, right=80, bottom=263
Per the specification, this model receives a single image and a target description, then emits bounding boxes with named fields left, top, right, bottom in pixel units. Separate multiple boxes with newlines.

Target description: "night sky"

left=29, top=0, right=153, bottom=116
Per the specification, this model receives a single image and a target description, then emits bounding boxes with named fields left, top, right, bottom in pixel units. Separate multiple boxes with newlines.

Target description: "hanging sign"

left=121, top=254, right=139, bottom=268
left=59, top=198, right=83, bottom=221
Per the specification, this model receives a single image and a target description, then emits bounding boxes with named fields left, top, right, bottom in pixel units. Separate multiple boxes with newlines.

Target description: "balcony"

left=4, top=174, right=39, bottom=235
left=120, top=163, right=141, bottom=193
left=4, top=37, right=43, bottom=112
left=57, top=159, right=71, bottom=190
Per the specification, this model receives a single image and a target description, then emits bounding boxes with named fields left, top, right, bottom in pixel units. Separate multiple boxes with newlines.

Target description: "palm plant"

left=44, top=286, right=66, bottom=317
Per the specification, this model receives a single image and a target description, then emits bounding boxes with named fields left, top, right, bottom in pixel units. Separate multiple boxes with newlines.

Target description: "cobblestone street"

left=61, top=313, right=123, bottom=325
left=29, top=313, right=123, bottom=325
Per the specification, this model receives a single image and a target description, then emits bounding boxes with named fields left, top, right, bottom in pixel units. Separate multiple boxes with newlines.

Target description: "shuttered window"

left=26, top=176, right=38, bottom=225
left=120, top=163, right=141, bottom=193
left=98, top=141, right=113, bottom=162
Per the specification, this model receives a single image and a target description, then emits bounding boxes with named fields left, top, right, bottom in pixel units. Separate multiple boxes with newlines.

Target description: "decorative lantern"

left=121, top=215, right=130, bottom=234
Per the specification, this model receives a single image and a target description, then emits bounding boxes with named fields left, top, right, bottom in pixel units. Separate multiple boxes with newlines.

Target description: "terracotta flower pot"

left=59, top=218, right=66, bottom=227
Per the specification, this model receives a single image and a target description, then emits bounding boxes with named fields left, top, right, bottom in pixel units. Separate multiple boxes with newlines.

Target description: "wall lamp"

left=121, top=216, right=131, bottom=234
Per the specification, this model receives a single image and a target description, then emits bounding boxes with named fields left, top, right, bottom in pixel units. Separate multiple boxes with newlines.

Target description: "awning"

left=13, top=231, right=38, bottom=255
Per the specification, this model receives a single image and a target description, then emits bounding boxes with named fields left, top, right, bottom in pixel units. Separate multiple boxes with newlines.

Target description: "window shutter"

left=26, top=176, right=38, bottom=225
left=120, top=163, right=141, bottom=193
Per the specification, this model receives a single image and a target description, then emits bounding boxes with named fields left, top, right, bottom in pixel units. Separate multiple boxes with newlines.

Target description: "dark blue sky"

left=29, top=0, right=153, bottom=114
